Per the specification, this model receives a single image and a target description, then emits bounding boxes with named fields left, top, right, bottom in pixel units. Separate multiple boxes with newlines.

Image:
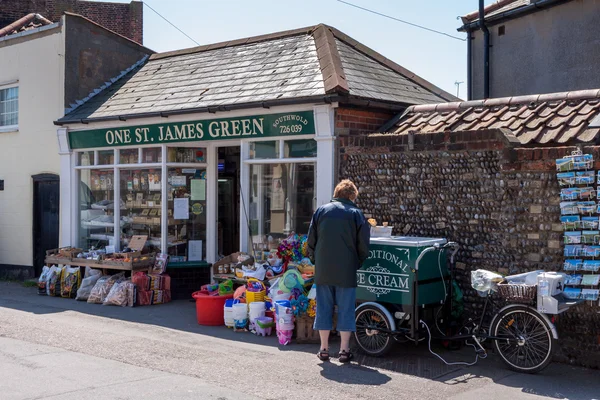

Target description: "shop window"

left=249, top=141, right=279, bottom=159
left=77, top=151, right=94, bottom=166
left=97, top=150, right=114, bottom=165
left=120, top=169, right=162, bottom=253
left=0, top=86, right=18, bottom=130
left=167, top=167, right=207, bottom=262
left=143, top=147, right=162, bottom=163
left=284, top=139, right=317, bottom=158
left=167, top=147, right=206, bottom=163
left=248, top=163, right=315, bottom=251
left=120, top=148, right=139, bottom=164
left=79, top=169, right=116, bottom=250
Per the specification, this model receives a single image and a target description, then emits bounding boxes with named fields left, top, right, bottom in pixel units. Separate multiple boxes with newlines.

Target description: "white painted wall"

left=0, top=27, right=65, bottom=267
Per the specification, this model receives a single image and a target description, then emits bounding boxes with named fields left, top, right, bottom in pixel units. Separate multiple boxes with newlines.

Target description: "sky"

left=98, top=0, right=494, bottom=99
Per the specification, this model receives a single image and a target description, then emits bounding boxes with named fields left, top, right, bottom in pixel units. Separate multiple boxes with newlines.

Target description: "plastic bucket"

left=232, top=303, right=248, bottom=319
left=277, top=329, right=293, bottom=345
left=249, top=301, right=265, bottom=311
left=192, top=291, right=233, bottom=326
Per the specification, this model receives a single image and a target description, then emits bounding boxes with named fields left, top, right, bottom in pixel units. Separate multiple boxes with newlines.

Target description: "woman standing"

left=307, top=179, right=370, bottom=363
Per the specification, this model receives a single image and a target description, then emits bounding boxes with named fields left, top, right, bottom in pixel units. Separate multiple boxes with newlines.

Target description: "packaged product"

left=47, top=266, right=64, bottom=297
left=87, top=273, right=125, bottom=304
left=37, top=266, right=51, bottom=295
left=132, top=271, right=150, bottom=291
left=103, top=279, right=131, bottom=307
left=149, top=253, right=169, bottom=274
left=148, top=274, right=170, bottom=291
left=126, top=282, right=136, bottom=307
left=61, top=266, right=82, bottom=298
left=136, top=290, right=152, bottom=306
left=150, top=289, right=171, bottom=305
left=76, top=267, right=102, bottom=301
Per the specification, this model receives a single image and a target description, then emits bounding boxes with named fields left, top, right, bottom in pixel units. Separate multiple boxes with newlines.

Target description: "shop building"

left=0, top=12, right=151, bottom=279
left=54, top=24, right=457, bottom=276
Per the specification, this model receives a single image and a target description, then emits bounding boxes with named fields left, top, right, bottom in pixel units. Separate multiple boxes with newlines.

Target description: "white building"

left=0, top=12, right=151, bottom=278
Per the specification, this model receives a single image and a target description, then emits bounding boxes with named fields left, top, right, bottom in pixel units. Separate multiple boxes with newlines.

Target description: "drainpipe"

left=479, top=0, right=490, bottom=99
left=467, top=28, right=473, bottom=100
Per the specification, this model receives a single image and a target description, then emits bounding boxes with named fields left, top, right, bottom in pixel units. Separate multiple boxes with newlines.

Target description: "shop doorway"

left=217, top=147, right=241, bottom=257
left=32, top=174, right=59, bottom=276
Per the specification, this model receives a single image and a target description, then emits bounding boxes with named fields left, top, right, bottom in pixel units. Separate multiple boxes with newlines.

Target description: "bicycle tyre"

left=490, top=305, right=555, bottom=374
left=354, top=305, right=395, bottom=357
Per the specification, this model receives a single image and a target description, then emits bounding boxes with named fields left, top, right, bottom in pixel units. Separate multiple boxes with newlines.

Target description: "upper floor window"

left=0, top=86, right=18, bottom=131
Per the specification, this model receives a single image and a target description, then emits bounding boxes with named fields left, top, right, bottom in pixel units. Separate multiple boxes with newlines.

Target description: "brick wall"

left=0, top=0, right=143, bottom=44
left=338, top=131, right=600, bottom=368
left=335, top=107, right=396, bottom=137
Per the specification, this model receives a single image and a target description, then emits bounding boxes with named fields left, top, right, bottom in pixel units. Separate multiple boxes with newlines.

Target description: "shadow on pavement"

left=318, top=361, right=392, bottom=385
left=1, top=281, right=598, bottom=398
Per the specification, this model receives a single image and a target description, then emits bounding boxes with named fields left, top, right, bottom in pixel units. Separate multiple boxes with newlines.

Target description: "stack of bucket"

left=275, top=300, right=294, bottom=345
left=232, top=303, right=248, bottom=330
left=248, top=301, right=266, bottom=331
left=223, top=299, right=236, bottom=328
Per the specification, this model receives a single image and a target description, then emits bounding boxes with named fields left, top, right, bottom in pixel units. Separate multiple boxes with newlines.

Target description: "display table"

left=44, top=257, right=151, bottom=274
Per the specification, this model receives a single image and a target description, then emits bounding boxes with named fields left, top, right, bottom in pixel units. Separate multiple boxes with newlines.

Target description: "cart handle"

left=414, top=242, right=459, bottom=271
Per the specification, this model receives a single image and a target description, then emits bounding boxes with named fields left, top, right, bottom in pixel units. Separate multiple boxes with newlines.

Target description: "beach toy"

left=255, top=316, right=274, bottom=336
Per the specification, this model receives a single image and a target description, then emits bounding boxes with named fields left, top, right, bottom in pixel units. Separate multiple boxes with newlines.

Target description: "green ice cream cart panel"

left=356, top=237, right=448, bottom=305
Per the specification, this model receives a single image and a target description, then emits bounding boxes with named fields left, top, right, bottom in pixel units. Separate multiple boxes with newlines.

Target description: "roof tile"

left=385, top=88, right=600, bottom=145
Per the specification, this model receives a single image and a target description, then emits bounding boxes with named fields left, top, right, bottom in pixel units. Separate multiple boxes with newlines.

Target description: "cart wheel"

left=354, top=305, right=395, bottom=357
left=490, top=305, right=555, bottom=374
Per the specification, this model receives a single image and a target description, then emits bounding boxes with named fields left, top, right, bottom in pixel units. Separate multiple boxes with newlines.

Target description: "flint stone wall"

left=338, top=130, right=600, bottom=368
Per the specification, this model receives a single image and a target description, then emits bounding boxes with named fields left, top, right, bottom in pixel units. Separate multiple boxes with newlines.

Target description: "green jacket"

left=307, top=198, right=371, bottom=288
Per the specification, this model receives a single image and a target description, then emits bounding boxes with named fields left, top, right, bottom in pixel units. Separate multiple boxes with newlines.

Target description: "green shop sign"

left=68, top=111, right=315, bottom=150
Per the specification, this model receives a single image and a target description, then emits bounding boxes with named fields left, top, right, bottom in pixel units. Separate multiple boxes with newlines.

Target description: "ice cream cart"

left=355, top=236, right=458, bottom=356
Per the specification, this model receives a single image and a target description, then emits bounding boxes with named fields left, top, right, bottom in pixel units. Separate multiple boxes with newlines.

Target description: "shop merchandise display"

left=75, top=268, right=102, bottom=301
left=208, top=233, right=319, bottom=344
left=558, top=151, right=600, bottom=303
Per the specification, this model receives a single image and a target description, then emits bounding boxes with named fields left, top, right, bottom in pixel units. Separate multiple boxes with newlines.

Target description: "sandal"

left=317, top=349, right=330, bottom=361
left=338, top=350, right=353, bottom=363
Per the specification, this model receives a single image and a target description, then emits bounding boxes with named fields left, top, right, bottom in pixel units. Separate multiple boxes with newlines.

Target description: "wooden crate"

left=295, top=315, right=320, bottom=344
left=102, top=253, right=155, bottom=271
left=45, top=247, right=82, bottom=264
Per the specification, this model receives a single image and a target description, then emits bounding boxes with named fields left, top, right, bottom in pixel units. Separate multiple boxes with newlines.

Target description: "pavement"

left=0, top=281, right=598, bottom=400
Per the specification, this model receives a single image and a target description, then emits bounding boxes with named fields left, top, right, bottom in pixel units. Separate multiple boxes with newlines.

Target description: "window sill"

left=0, top=125, right=18, bottom=133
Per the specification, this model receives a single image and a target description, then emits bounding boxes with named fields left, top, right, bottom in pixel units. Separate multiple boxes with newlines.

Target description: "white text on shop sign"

left=68, top=111, right=315, bottom=149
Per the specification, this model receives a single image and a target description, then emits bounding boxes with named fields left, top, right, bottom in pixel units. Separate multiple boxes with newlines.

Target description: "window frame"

left=0, top=83, right=19, bottom=133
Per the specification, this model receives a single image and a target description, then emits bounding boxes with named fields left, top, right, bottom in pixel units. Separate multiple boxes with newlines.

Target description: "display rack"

left=558, top=149, right=600, bottom=303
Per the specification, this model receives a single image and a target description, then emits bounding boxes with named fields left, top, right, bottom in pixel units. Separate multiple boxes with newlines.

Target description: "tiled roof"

left=388, top=89, right=600, bottom=145
left=57, top=24, right=457, bottom=123
left=0, top=13, right=53, bottom=37
left=462, top=0, right=529, bottom=22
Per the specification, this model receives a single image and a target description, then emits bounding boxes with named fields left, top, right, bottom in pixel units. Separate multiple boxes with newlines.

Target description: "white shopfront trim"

left=58, top=103, right=336, bottom=263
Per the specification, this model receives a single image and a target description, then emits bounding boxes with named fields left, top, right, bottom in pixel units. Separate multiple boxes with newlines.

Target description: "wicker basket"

left=497, top=283, right=537, bottom=303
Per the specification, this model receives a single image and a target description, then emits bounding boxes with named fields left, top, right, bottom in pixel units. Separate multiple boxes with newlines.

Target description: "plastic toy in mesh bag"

left=471, top=269, right=504, bottom=293
left=47, top=266, right=64, bottom=297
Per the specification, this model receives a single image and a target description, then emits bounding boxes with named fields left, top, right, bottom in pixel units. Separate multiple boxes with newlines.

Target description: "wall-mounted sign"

left=68, top=111, right=315, bottom=150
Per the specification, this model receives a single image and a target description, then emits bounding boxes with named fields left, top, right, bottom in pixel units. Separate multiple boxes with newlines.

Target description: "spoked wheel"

left=490, top=306, right=555, bottom=374
left=354, top=305, right=395, bottom=357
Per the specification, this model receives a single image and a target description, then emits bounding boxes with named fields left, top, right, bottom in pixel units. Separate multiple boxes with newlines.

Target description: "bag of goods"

left=61, top=266, right=82, bottom=298
left=37, top=266, right=51, bottom=295
left=47, top=266, right=64, bottom=297
left=136, top=290, right=152, bottom=306
left=132, top=271, right=149, bottom=292
left=148, top=274, right=170, bottom=291
left=103, top=279, right=131, bottom=307
left=150, top=289, right=171, bottom=305
left=126, top=282, right=136, bottom=307
left=76, top=267, right=102, bottom=301
left=87, top=272, right=125, bottom=304
left=149, top=253, right=169, bottom=275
